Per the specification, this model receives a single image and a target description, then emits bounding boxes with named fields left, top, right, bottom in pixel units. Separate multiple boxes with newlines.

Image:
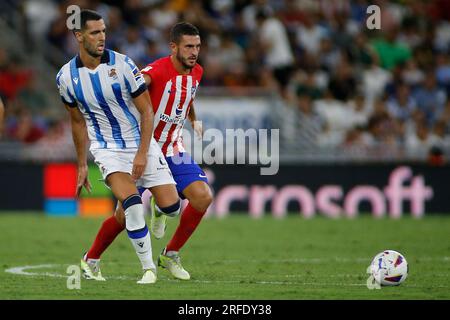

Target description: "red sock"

left=166, top=203, right=205, bottom=252
left=86, top=216, right=125, bottom=259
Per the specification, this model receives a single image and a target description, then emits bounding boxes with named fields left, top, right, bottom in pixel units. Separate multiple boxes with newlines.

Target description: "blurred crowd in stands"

left=1, top=0, right=450, bottom=163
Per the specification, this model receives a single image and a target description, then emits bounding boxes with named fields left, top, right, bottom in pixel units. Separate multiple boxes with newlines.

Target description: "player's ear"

left=74, top=30, right=84, bottom=43
left=169, top=41, right=177, bottom=53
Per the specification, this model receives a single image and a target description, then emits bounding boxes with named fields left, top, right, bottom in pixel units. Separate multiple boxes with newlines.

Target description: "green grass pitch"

left=0, top=213, right=449, bottom=299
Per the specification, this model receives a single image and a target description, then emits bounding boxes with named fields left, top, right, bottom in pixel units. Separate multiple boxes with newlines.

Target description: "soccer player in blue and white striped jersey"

left=56, top=9, right=181, bottom=284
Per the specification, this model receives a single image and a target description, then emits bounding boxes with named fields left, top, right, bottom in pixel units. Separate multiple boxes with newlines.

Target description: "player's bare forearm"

left=66, top=104, right=91, bottom=196
left=189, top=104, right=203, bottom=138
left=66, top=105, right=88, bottom=166
left=188, top=104, right=197, bottom=123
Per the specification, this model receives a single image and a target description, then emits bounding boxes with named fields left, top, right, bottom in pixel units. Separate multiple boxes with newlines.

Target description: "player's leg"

left=158, top=153, right=212, bottom=280
left=81, top=206, right=125, bottom=280
left=107, top=172, right=157, bottom=284
left=159, top=181, right=212, bottom=280
left=165, top=180, right=212, bottom=252
left=85, top=204, right=125, bottom=259
left=148, top=183, right=181, bottom=239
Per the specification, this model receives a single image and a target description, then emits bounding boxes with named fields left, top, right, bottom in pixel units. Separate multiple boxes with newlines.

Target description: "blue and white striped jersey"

left=56, top=49, right=146, bottom=150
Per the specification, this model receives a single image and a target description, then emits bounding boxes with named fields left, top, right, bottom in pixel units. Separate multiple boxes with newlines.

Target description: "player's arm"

left=132, top=90, right=154, bottom=180
left=142, top=74, right=152, bottom=86
left=66, top=104, right=91, bottom=196
left=188, top=103, right=203, bottom=138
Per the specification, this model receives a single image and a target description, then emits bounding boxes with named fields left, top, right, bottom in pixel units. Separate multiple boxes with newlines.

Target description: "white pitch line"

left=3, top=264, right=366, bottom=287
left=5, top=261, right=450, bottom=288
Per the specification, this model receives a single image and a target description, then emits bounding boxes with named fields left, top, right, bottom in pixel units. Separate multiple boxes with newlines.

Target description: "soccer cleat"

left=150, top=196, right=167, bottom=239
left=137, top=269, right=157, bottom=284
left=158, top=250, right=190, bottom=280
left=80, top=254, right=106, bottom=281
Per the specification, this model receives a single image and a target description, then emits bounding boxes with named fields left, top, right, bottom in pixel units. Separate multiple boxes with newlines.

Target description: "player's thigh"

left=148, top=183, right=179, bottom=207
left=106, top=172, right=138, bottom=202
left=137, top=139, right=176, bottom=191
left=182, top=180, right=213, bottom=204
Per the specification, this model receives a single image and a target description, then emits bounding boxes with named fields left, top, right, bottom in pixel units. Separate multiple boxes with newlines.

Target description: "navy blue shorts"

left=138, top=152, right=208, bottom=199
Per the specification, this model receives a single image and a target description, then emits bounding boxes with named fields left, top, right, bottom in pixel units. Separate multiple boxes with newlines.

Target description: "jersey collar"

left=75, top=49, right=110, bottom=68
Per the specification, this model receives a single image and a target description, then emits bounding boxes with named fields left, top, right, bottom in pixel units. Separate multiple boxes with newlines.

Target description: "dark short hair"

left=72, top=9, right=103, bottom=33
left=169, top=22, right=200, bottom=44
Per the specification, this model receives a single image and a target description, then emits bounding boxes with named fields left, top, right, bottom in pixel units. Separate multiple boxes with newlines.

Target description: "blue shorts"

left=138, top=152, right=208, bottom=199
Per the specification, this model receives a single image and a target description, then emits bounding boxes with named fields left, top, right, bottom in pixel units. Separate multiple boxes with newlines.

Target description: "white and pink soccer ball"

left=368, top=250, right=409, bottom=286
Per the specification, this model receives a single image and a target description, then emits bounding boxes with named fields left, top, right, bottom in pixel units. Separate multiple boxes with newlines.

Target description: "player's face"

left=173, top=35, right=201, bottom=70
left=78, top=19, right=106, bottom=58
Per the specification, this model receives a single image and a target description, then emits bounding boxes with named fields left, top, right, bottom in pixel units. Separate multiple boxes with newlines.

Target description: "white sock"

left=124, top=196, right=155, bottom=271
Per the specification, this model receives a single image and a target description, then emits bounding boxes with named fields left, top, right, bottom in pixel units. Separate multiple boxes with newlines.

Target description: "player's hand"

left=76, top=164, right=92, bottom=197
left=192, top=120, right=203, bottom=139
left=132, top=152, right=147, bottom=180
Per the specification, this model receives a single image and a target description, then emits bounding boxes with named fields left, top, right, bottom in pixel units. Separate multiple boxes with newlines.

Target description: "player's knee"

left=158, top=199, right=181, bottom=217
left=191, top=189, right=213, bottom=212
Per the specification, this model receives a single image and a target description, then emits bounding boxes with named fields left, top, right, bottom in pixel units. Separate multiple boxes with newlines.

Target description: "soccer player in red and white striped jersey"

left=83, top=22, right=213, bottom=281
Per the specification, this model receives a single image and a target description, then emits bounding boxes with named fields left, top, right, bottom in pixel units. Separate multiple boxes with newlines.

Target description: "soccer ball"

left=368, top=250, right=408, bottom=286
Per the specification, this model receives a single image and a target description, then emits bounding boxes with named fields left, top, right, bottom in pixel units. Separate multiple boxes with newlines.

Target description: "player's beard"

left=84, top=40, right=103, bottom=58
left=177, top=51, right=196, bottom=70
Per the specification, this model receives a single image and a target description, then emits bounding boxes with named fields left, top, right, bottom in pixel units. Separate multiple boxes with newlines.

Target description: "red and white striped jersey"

left=141, top=56, right=203, bottom=157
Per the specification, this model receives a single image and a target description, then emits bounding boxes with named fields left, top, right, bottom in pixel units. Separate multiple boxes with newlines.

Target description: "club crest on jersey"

left=108, top=68, right=118, bottom=80
left=175, top=102, right=183, bottom=116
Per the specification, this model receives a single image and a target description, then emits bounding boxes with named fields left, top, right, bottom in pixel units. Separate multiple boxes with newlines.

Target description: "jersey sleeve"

left=56, top=69, right=77, bottom=108
left=140, top=62, right=160, bottom=83
left=123, top=56, right=147, bottom=98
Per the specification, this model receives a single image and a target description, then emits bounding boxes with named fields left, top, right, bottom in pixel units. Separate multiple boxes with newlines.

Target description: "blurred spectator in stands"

left=295, top=10, right=327, bottom=56
left=362, top=98, right=401, bottom=148
left=371, top=28, right=412, bottom=70
left=256, top=9, right=295, bottom=97
left=346, top=94, right=372, bottom=128
left=149, top=1, right=179, bottom=31
left=328, top=59, right=356, bottom=102
left=217, top=33, right=246, bottom=73
left=242, top=0, right=273, bottom=32
left=435, top=53, right=450, bottom=94
left=314, top=90, right=350, bottom=146
left=119, top=25, right=148, bottom=67
left=386, top=82, right=416, bottom=122
left=405, top=119, right=435, bottom=154
left=0, top=55, right=32, bottom=102
left=362, top=59, right=392, bottom=102
left=295, top=94, right=327, bottom=146
left=413, top=71, right=447, bottom=126
left=294, top=70, right=323, bottom=100
left=141, top=39, right=166, bottom=66
left=347, top=32, right=376, bottom=67
left=401, top=58, right=425, bottom=88
left=429, top=120, right=450, bottom=149
left=427, top=145, right=445, bottom=166
left=105, top=6, right=126, bottom=51
left=23, top=0, right=59, bottom=42
left=26, top=118, right=75, bottom=161
left=317, top=37, right=341, bottom=73
left=16, top=77, right=49, bottom=118
left=6, top=109, right=44, bottom=144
